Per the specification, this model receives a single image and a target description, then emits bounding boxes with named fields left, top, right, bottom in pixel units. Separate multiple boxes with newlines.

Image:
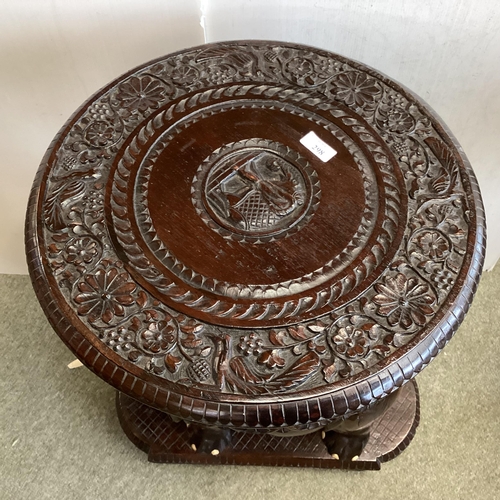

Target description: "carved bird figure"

left=44, top=166, right=99, bottom=231
left=210, top=334, right=320, bottom=395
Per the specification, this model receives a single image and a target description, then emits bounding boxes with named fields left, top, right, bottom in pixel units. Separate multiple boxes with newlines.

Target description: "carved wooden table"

left=26, top=41, right=486, bottom=470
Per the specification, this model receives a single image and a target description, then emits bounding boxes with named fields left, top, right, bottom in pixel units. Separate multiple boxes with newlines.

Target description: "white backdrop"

left=1, top=0, right=499, bottom=273
left=204, top=0, right=500, bottom=270
left=0, top=0, right=204, bottom=273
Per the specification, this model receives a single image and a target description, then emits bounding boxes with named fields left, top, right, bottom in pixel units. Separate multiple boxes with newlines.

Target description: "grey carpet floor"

left=1, top=269, right=499, bottom=500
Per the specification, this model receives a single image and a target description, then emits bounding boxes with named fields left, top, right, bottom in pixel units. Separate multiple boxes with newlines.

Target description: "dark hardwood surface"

left=116, top=379, right=419, bottom=469
left=25, top=41, right=485, bottom=434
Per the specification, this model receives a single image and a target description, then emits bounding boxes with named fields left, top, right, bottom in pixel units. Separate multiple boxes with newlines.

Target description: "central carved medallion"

left=192, top=139, right=321, bottom=242
left=109, top=87, right=406, bottom=327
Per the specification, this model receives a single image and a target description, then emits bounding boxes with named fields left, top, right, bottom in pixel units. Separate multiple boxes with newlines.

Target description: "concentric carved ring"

left=108, top=83, right=406, bottom=327
left=28, top=41, right=484, bottom=431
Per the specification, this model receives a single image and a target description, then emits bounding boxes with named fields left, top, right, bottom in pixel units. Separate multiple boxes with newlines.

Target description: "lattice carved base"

left=116, top=380, right=419, bottom=470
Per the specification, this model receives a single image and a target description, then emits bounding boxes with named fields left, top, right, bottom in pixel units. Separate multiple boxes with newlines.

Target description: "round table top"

left=26, top=41, right=485, bottom=430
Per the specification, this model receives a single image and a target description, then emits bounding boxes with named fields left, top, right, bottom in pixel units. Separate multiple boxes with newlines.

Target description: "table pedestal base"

left=116, top=380, right=419, bottom=470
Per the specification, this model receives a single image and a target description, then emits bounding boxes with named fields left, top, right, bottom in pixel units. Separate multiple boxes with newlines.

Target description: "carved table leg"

left=115, top=380, right=419, bottom=469
left=189, top=426, right=232, bottom=456
left=322, top=390, right=400, bottom=461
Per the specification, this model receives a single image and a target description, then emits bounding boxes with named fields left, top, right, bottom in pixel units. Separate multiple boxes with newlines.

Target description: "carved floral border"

left=38, top=42, right=472, bottom=400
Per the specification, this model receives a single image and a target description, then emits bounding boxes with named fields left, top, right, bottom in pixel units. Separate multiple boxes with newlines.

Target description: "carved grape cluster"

left=40, top=42, right=470, bottom=396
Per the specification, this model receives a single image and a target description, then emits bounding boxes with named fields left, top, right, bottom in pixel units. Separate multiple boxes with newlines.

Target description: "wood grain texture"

left=25, top=41, right=485, bottom=436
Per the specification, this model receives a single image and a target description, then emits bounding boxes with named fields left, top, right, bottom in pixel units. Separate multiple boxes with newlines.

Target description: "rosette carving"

left=37, top=41, right=474, bottom=401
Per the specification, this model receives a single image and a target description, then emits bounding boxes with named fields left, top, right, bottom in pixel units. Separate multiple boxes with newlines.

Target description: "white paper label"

left=300, top=131, right=337, bottom=162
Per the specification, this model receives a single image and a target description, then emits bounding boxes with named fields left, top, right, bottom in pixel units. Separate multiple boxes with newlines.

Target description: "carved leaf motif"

left=199, top=346, right=212, bottom=358
left=130, top=316, right=141, bottom=332
left=229, top=52, right=255, bottom=67
left=227, top=352, right=320, bottom=395
left=227, top=356, right=270, bottom=395
left=425, top=137, right=455, bottom=170
left=45, top=199, right=65, bottom=231
left=361, top=322, right=376, bottom=331
left=323, top=363, right=337, bottom=383
left=309, top=341, right=327, bottom=354
left=45, top=180, right=87, bottom=230
left=257, top=350, right=286, bottom=368
left=307, top=323, right=326, bottom=333
left=144, top=309, right=160, bottom=321
left=181, top=333, right=203, bottom=349
left=165, top=353, right=182, bottom=373
left=229, top=356, right=261, bottom=384
left=195, top=48, right=254, bottom=67
left=425, top=137, right=459, bottom=195
left=48, top=244, right=59, bottom=254
left=265, top=352, right=320, bottom=393
left=288, top=325, right=309, bottom=341
left=136, top=291, right=148, bottom=308
left=52, top=233, right=70, bottom=243
left=409, top=177, right=420, bottom=199
left=195, top=47, right=233, bottom=61
left=180, top=322, right=204, bottom=334
left=431, top=173, right=450, bottom=194
left=269, top=329, right=287, bottom=346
